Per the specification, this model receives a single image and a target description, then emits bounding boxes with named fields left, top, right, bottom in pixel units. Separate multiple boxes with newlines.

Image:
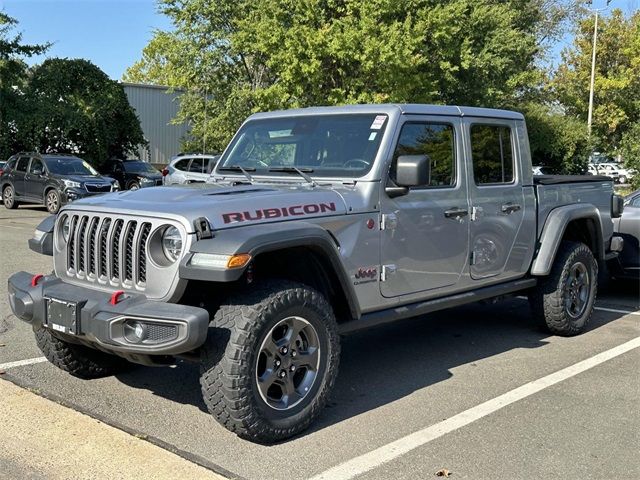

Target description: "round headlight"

left=161, top=226, right=182, bottom=262
left=61, top=216, right=71, bottom=242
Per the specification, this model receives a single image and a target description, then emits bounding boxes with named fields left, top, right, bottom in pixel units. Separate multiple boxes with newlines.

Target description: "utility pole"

left=587, top=0, right=613, bottom=137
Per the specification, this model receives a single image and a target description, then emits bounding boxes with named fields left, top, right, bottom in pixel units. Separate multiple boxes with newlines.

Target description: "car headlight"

left=140, top=177, right=154, bottom=184
left=61, top=216, right=71, bottom=242
left=161, top=226, right=182, bottom=262
left=62, top=179, right=82, bottom=189
left=111, top=181, right=120, bottom=191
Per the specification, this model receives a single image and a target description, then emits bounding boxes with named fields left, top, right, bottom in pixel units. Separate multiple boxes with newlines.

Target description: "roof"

left=249, top=104, right=525, bottom=121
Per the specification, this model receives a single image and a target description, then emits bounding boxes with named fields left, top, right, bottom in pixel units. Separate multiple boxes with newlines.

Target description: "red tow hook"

left=109, top=290, right=126, bottom=305
left=31, top=274, right=44, bottom=287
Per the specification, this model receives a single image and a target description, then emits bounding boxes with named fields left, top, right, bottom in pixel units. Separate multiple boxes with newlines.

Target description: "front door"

left=464, top=119, right=526, bottom=280
left=25, top=157, right=47, bottom=199
left=380, top=117, right=470, bottom=298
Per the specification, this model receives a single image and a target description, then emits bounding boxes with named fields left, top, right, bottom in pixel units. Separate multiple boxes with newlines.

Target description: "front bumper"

left=8, top=271, right=210, bottom=356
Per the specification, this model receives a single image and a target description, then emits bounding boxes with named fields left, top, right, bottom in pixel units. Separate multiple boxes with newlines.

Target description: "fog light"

left=124, top=321, right=148, bottom=343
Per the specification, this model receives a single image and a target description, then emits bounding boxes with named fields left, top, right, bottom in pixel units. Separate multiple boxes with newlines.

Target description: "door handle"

left=501, top=203, right=521, bottom=214
left=444, top=207, right=469, bottom=219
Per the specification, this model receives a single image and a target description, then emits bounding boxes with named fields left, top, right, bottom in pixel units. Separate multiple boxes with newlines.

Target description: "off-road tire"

left=3, top=185, right=19, bottom=209
left=199, top=280, right=340, bottom=443
left=45, top=189, right=61, bottom=214
left=529, top=241, right=598, bottom=336
left=34, top=326, right=130, bottom=378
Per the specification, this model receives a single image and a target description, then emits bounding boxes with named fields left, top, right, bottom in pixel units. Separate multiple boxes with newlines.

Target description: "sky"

left=1, top=0, right=638, bottom=81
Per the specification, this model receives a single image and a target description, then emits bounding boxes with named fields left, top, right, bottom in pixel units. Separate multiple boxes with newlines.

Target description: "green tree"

left=125, top=0, right=575, bottom=153
left=552, top=9, right=640, bottom=153
left=19, top=58, right=146, bottom=166
left=0, top=12, right=49, bottom=160
left=620, top=122, right=640, bottom=189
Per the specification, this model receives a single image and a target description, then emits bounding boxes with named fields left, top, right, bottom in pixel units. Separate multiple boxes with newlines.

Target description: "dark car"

left=103, top=159, right=163, bottom=190
left=1, top=153, right=119, bottom=214
left=609, top=189, right=640, bottom=279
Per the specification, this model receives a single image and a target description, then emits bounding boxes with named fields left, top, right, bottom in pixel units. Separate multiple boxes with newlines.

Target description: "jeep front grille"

left=65, top=213, right=152, bottom=287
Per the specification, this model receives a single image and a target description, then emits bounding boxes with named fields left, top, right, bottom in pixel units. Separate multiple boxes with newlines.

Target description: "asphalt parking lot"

left=1, top=205, right=639, bottom=480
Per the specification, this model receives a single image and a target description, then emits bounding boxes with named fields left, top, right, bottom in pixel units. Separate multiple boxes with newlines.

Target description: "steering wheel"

left=344, top=158, right=370, bottom=169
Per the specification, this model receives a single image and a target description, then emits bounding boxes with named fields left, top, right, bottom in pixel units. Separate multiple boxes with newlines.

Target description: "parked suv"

left=163, top=154, right=220, bottom=185
left=9, top=105, right=625, bottom=443
left=1, top=153, right=118, bottom=213
left=103, top=159, right=163, bottom=190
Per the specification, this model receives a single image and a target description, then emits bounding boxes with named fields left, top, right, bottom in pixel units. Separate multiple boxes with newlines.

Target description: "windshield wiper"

left=268, top=166, right=316, bottom=187
left=217, top=165, right=255, bottom=183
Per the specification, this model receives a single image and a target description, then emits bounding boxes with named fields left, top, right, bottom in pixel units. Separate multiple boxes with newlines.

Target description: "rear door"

left=168, top=158, right=191, bottom=184
left=380, top=116, right=470, bottom=297
left=464, top=119, right=528, bottom=280
left=12, top=156, right=30, bottom=196
left=185, top=157, right=207, bottom=183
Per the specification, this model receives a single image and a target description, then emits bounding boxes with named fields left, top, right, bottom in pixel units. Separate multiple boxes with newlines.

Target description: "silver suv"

left=163, top=154, right=220, bottom=185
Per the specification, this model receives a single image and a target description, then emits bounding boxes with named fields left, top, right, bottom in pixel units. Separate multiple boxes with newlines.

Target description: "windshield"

left=217, top=114, right=388, bottom=178
left=123, top=161, right=158, bottom=174
left=45, top=158, right=99, bottom=175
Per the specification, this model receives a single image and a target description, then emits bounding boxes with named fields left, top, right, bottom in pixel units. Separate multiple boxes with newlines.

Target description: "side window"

left=631, top=196, right=640, bottom=208
left=391, top=122, right=456, bottom=187
left=29, top=158, right=44, bottom=174
left=471, top=124, right=514, bottom=184
left=174, top=159, right=191, bottom=171
left=189, top=158, right=205, bottom=173
left=16, top=157, right=30, bottom=172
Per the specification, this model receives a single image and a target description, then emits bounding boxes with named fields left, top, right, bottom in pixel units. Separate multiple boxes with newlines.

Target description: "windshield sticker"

left=222, top=202, right=337, bottom=224
left=368, top=132, right=377, bottom=141
left=370, top=115, right=387, bottom=130
left=269, top=129, right=293, bottom=138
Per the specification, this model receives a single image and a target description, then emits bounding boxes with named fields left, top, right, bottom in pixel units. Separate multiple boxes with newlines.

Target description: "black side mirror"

left=32, top=168, right=43, bottom=176
left=385, top=155, right=430, bottom=198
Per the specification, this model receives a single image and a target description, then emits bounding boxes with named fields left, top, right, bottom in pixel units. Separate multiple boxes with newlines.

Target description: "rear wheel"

left=45, top=189, right=61, bottom=214
left=34, top=327, right=131, bottom=378
left=199, top=280, right=340, bottom=443
left=529, top=241, right=598, bottom=336
left=3, top=185, right=19, bottom=209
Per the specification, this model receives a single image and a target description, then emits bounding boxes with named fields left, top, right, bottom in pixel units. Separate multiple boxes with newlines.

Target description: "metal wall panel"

left=122, top=83, right=189, bottom=165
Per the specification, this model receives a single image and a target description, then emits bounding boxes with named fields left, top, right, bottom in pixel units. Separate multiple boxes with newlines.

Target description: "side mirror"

left=385, top=155, right=430, bottom=198
left=396, top=155, right=430, bottom=186
left=32, top=168, right=43, bottom=176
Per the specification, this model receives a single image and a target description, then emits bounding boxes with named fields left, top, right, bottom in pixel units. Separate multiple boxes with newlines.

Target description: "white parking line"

left=514, top=296, right=639, bottom=316
left=0, top=357, right=47, bottom=370
left=309, top=336, right=640, bottom=480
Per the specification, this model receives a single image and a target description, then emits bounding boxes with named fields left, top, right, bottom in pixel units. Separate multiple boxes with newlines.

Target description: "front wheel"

left=34, top=327, right=131, bottom=378
left=529, top=241, right=598, bottom=336
left=128, top=182, right=140, bottom=191
left=199, top=280, right=340, bottom=443
left=45, top=189, right=61, bottom=214
left=3, top=185, right=19, bottom=209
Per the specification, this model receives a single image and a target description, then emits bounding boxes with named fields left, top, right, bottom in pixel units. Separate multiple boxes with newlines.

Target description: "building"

left=121, top=83, right=189, bottom=166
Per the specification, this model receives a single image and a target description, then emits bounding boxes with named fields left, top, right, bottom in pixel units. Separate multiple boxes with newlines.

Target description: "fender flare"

left=530, top=204, right=605, bottom=276
left=28, top=214, right=56, bottom=256
left=179, top=221, right=361, bottom=318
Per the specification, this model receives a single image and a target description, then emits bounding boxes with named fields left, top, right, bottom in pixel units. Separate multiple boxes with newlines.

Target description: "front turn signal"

left=227, top=254, right=252, bottom=269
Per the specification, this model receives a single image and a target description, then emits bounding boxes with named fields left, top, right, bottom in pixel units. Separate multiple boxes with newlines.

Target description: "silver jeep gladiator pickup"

left=8, top=104, right=625, bottom=443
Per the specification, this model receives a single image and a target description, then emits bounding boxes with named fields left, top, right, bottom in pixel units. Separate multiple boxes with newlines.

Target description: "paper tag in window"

left=368, top=132, right=377, bottom=141
left=370, top=115, right=387, bottom=130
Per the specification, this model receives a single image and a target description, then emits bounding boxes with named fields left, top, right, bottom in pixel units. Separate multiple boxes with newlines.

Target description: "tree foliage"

left=552, top=9, right=640, bottom=154
left=125, top=0, right=575, bottom=153
left=18, top=59, right=147, bottom=166
left=0, top=12, right=49, bottom=160
left=620, top=122, right=640, bottom=189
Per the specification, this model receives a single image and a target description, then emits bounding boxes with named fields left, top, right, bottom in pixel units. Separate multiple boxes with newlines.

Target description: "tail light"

left=161, top=168, right=169, bottom=177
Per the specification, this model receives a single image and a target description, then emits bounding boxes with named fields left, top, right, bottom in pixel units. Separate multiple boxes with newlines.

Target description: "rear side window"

left=189, top=158, right=205, bottom=173
left=471, top=125, right=514, bottom=184
left=16, top=157, right=30, bottom=172
left=174, top=159, right=190, bottom=171
left=391, top=122, right=456, bottom=187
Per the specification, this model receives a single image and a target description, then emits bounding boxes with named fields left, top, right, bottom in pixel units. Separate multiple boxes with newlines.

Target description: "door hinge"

left=381, top=264, right=397, bottom=282
left=380, top=213, right=398, bottom=230
left=470, top=206, right=483, bottom=222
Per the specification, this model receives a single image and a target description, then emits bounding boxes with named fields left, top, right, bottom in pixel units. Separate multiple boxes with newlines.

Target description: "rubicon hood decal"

left=223, top=202, right=337, bottom=224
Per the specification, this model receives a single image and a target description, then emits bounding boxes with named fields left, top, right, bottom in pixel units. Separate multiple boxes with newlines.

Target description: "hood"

left=67, top=183, right=349, bottom=231
left=135, top=172, right=163, bottom=180
left=56, top=174, right=112, bottom=184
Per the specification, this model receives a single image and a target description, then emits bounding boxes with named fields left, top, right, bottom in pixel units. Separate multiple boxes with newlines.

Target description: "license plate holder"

left=44, top=297, right=84, bottom=335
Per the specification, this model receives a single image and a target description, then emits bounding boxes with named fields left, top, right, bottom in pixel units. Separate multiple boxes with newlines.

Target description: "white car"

left=597, top=163, right=634, bottom=184
left=163, top=154, right=220, bottom=185
left=588, top=163, right=620, bottom=182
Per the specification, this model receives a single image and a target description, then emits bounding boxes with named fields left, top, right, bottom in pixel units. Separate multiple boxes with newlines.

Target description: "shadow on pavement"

left=112, top=296, right=631, bottom=441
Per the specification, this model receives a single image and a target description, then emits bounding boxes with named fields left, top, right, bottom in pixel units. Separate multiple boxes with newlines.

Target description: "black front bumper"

left=8, top=271, right=210, bottom=356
